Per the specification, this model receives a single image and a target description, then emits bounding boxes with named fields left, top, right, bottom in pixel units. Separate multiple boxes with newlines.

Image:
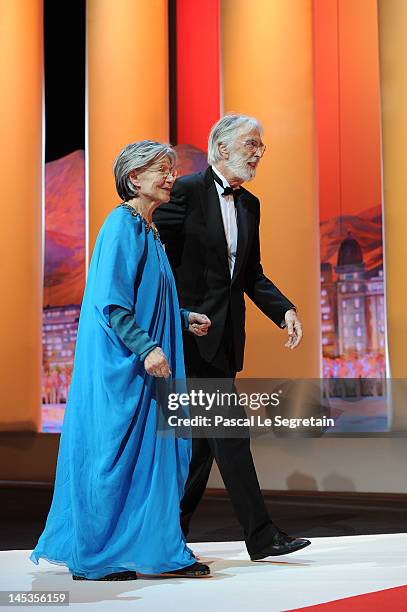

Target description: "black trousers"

left=181, top=325, right=279, bottom=557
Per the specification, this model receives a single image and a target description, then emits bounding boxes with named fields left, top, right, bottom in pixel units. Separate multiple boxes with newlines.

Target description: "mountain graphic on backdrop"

left=320, top=204, right=384, bottom=276
left=44, top=150, right=86, bottom=307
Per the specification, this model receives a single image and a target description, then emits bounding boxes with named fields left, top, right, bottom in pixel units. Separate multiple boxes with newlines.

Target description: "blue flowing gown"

left=30, top=205, right=195, bottom=578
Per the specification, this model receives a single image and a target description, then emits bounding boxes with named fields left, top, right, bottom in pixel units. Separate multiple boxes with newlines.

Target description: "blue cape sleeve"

left=89, top=208, right=147, bottom=328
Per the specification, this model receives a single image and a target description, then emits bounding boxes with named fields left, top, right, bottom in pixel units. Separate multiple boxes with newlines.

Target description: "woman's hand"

left=144, top=347, right=171, bottom=377
left=188, top=312, right=211, bottom=336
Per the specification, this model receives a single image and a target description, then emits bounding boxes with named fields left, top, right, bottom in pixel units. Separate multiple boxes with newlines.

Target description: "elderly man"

left=154, top=114, right=310, bottom=560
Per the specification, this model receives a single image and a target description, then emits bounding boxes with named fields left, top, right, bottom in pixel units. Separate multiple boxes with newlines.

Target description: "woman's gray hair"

left=207, top=113, right=263, bottom=165
left=113, top=140, right=176, bottom=201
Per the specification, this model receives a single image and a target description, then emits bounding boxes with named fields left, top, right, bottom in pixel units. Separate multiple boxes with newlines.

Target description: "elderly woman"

left=30, top=141, right=211, bottom=580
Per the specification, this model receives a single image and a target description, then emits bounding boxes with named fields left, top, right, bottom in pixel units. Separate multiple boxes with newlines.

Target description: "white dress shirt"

left=212, top=166, right=238, bottom=277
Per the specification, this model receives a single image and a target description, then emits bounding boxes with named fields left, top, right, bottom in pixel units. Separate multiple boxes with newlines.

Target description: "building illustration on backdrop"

left=321, top=226, right=386, bottom=380
left=42, top=305, right=81, bottom=405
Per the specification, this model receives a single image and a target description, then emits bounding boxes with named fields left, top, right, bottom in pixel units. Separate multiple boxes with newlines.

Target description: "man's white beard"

left=226, top=151, right=257, bottom=182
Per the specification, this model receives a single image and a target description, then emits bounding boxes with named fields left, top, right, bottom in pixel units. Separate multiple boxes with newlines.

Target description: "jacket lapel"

left=232, top=191, right=250, bottom=284
left=202, top=168, right=230, bottom=279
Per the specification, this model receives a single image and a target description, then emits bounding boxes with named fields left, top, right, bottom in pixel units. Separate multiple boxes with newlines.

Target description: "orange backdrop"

left=378, top=0, right=407, bottom=428
left=0, top=0, right=43, bottom=431
left=221, top=0, right=320, bottom=378
left=87, top=0, right=170, bottom=255
left=314, top=0, right=382, bottom=222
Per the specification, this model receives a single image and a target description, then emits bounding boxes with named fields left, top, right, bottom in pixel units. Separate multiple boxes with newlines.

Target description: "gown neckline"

left=118, top=203, right=161, bottom=241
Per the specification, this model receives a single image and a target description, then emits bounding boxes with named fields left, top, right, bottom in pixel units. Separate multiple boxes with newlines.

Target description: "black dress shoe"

left=250, top=531, right=311, bottom=560
left=159, top=561, right=211, bottom=578
left=72, top=571, right=138, bottom=581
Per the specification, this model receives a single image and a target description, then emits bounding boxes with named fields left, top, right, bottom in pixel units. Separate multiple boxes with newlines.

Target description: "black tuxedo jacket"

left=153, top=166, right=295, bottom=372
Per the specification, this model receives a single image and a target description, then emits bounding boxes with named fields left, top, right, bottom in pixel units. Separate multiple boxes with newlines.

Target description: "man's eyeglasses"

left=241, top=139, right=266, bottom=157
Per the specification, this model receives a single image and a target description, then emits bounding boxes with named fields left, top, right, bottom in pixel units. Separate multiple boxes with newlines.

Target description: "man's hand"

left=188, top=312, right=211, bottom=336
left=144, top=347, right=171, bottom=377
left=284, top=309, right=303, bottom=349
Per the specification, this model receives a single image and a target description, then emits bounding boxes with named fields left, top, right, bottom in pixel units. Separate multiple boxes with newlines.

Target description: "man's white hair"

left=207, top=113, right=263, bottom=165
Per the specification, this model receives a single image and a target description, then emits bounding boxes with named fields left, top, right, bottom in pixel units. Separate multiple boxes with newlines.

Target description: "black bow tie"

left=222, top=186, right=235, bottom=196
left=212, top=169, right=242, bottom=201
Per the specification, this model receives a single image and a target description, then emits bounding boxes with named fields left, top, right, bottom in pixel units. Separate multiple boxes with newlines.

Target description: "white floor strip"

left=1, top=534, right=407, bottom=611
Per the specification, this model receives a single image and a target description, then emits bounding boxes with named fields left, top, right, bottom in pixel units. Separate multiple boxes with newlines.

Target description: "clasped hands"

left=144, top=312, right=211, bottom=377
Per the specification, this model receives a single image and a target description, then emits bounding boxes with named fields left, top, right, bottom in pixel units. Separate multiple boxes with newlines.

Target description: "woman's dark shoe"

left=250, top=531, right=311, bottom=561
left=160, top=561, right=211, bottom=578
left=72, top=571, right=138, bottom=581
